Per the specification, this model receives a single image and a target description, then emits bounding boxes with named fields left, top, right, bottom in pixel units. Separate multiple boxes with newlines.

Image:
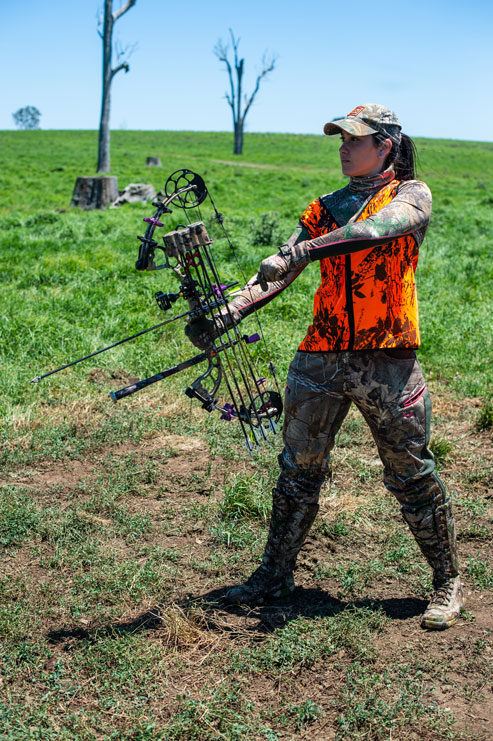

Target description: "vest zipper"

left=345, top=254, right=355, bottom=350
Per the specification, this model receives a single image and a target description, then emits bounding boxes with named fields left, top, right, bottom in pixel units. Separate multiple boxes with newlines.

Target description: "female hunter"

left=186, top=103, right=463, bottom=630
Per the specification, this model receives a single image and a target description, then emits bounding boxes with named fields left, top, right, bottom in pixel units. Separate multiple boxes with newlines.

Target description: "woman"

left=187, top=103, right=463, bottom=630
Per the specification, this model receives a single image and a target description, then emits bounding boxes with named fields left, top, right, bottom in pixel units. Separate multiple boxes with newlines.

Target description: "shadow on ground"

left=47, top=586, right=427, bottom=645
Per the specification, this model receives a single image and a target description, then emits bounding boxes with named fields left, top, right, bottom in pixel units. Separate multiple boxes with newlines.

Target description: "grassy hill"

left=0, top=130, right=491, bottom=739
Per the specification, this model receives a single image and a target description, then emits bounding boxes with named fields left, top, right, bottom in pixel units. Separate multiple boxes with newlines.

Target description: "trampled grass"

left=0, top=130, right=492, bottom=739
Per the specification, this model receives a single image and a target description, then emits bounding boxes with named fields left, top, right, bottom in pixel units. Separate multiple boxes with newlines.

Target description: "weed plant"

left=475, top=399, right=493, bottom=431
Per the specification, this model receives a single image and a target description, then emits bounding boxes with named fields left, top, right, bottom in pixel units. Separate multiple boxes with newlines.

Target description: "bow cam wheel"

left=164, top=169, right=208, bottom=209
left=247, top=390, right=283, bottom=428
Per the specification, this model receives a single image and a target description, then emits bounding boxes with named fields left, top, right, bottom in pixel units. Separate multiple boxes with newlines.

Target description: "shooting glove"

left=185, top=306, right=241, bottom=351
left=256, top=242, right=312, bottom=290
left=185, top=317, right=218, bottom=350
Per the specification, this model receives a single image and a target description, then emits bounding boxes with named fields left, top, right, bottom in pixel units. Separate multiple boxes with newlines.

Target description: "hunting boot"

left=225, top=472, right=322, bottom=605
left=400, top=477, right=464, bottom=630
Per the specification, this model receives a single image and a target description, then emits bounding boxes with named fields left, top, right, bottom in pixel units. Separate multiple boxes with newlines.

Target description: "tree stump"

left=71, top=176, right=119, bottom=210
left=146, top=157, right=162, bottom=167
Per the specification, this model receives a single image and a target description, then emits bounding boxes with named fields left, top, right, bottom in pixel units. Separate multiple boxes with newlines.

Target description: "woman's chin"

left=342, top=166, right=380, bottom=178
left=340, top=163, right=358, bottom=177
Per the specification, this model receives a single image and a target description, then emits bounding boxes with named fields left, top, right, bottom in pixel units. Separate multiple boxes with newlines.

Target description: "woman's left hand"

left=256, top=242, right=311, bottom=290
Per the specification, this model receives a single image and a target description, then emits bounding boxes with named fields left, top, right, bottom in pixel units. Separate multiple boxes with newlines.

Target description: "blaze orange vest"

left=298, top=180, right=420, bottom=352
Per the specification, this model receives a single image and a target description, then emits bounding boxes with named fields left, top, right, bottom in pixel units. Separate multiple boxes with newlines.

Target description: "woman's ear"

left=379, top=137, right=393, bottom=158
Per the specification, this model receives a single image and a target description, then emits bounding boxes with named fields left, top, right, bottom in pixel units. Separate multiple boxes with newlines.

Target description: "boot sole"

left=420, top=614, right=460, bottom=630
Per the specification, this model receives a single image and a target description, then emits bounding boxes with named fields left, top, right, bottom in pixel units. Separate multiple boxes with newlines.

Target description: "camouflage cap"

left=324, top=104, right=402, bottom=145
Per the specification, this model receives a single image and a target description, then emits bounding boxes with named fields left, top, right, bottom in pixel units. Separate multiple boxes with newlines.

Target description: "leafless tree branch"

left=214, top=38, right=235, bottom=115
left=114, top=38, right=137, bottom=67
left=243, top=52, right=277, bottom=119
left=111, top=62, right=130, bottom=79
left=96, top=6, right=104, bottom=38
left=113, top=0, right=137, bottom=23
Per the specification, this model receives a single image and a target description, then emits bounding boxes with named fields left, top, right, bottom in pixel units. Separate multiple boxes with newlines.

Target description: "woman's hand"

left=185, top=317, right=217, bottom=350
left=256, top=253, right=290, bottom=290
left=256, top=242, right=312, bottom=290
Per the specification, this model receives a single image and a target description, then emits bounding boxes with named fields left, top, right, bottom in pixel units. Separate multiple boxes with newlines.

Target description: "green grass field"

left=0, top=130, right=491, bottom=739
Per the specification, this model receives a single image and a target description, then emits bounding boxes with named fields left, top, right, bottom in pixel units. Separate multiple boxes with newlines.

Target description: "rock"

left=110, top=183, right=157, bottom=208
left=146, top=157, right=162, bottom=167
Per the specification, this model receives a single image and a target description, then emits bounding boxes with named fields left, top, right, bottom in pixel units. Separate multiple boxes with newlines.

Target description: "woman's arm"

left=257, top=181, right=432, bottom=285
left=185, top=225, right=309, bottom=349
left=306, top=181, right=431, bottom=258
left=225, top=224, right=310, bottom=321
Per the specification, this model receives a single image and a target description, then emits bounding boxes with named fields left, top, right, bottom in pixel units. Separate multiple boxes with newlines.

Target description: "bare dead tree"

left=97, top=0, right=137, bottom=172
left=214, top=30, right=277, bottom=155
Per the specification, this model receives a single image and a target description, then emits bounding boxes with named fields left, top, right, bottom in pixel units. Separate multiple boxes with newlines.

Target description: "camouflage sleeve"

left=305, top=181, right=432, bottom=258
left=221, top=224, right=310, bottom=324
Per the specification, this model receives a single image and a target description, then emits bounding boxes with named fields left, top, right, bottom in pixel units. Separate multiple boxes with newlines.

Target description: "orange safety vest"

left=298, top=180, right=420, bottom=352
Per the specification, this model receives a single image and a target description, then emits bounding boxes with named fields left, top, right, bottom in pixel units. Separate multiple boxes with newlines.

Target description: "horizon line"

left=1, top=129, right=492, bottom=145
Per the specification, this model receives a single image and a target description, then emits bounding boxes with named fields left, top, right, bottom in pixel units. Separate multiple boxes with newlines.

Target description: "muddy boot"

left=400, top=477, right=463, bottom=630
left=225, top=473, right=322, bottom=606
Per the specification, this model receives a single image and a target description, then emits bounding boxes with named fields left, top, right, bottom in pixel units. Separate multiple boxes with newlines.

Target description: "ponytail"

left=373, top=132, right=418, bottom=181
left=393, top=134, right=417, bottom=181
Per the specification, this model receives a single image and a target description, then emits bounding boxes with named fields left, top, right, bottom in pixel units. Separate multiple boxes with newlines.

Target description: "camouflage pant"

left=262, top=350, right=458, bottom=584
left=281, top=349, right=435, bottom=489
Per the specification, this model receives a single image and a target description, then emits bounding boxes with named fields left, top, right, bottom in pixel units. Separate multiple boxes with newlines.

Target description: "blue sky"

left=1, top=0, right=492, bottom=141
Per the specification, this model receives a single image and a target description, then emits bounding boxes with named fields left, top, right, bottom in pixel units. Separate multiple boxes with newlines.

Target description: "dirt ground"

left=1, top=389, right=492, bottom=739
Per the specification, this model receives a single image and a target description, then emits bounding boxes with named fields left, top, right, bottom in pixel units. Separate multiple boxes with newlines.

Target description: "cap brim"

left=323, top=118, right=378, bottom=137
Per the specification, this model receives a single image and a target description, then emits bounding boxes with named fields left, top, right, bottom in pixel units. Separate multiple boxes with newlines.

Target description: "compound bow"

left=32, top=169, right=283, bottom=453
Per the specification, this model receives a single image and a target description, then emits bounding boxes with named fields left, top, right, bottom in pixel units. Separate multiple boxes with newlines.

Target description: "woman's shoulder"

left=396, top=179, right=432, bottom=203
left=300, top=187, right=351, bottom=234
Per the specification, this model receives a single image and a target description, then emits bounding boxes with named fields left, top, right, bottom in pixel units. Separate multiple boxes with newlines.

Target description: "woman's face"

left=339, top=131, right=390, bottom=177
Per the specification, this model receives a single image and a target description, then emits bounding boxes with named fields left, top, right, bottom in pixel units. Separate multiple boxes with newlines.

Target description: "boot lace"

left=430, top=579, right=455, bottom=607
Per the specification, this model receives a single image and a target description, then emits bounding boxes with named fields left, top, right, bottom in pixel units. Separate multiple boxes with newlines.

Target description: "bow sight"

left=31, top=168, right=283, bottom=453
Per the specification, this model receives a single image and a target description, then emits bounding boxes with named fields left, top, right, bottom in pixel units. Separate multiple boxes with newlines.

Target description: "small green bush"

left=251, top=211, right=282, bottom=246
left=475, top=399, right=493, bottom=431
left=467, top=556, right=493, bottom=589
left=220, top=474, right=271, bottom=522
left=429, top=437, right=453, bottom=467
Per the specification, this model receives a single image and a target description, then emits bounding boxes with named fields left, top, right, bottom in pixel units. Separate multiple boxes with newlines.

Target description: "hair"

left=373, top=132, right=418, bottom=181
